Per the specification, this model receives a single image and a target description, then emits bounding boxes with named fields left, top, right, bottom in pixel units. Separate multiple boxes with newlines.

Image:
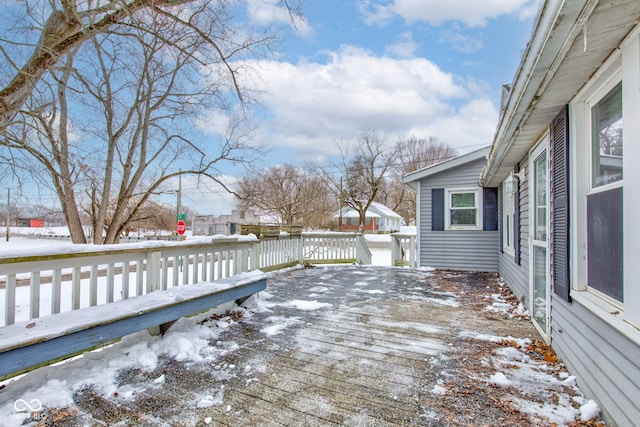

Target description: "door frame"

left=529, top=135, right=551, bottom=339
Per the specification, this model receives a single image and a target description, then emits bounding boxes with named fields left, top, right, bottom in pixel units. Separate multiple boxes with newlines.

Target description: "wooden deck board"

left=4, top=266, right=549, bottom=426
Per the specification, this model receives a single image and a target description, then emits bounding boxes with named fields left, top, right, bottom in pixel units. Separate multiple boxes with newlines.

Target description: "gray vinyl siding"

left=498, top=153, right=530, bottom=302
left=497, top=147, right=640, bottom=427
left=551, top=298, right=640, bottom=427
left=418, top=157, right=499, bottom=272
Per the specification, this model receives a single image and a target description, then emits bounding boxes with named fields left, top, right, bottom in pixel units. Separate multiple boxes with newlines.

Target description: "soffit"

left=483, top=0, right=640, bottom=187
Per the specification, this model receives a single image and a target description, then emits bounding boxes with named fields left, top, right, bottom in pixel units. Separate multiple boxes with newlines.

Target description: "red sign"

left=176, top=220, right=186, bottom=235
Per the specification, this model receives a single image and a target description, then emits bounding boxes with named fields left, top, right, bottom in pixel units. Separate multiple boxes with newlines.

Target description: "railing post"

left=355, top=235, right=372, bottom=265
left=72, top=267, right=81, bottom=310
left=146, top=251, right=161, bottom=293
left=391, top=235, right=400, bottom=266
left=297, top=235, right=304, bottom=264
left=410, top=235, right=417, bottom=267
left=5, top=274, right=16, bottom=325
left=391, top=233, right=417, bottom=267
left=30, top=272, right=41, bottom=319
left=251, top=241, right=260, bottom=271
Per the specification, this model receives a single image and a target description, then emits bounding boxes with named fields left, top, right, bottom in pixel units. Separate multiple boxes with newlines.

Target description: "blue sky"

left=0, top=0, right=542, bottom=216
left=184, top=0, right=541, bottom=214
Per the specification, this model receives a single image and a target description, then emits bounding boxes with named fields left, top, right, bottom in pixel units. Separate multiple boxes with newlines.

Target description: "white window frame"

left=502, top=181, right=515, bottom=254
left=569, top=24, right=640, bottom=340
left=573, top=64, right=623, bottom=299
left=587, top=76, right=624, bottom=195
left=445, top=188, right=482, bottom=231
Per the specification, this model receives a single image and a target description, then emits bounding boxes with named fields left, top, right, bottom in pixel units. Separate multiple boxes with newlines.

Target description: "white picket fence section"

left=302, top=233, right=371, bottom=264
left=391, top=232, right=417, bottom=267
left=0, top=233, right=371, bottom=327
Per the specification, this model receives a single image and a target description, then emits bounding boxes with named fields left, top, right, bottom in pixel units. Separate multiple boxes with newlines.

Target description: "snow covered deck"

left=1, top=266, right=601, bottom=426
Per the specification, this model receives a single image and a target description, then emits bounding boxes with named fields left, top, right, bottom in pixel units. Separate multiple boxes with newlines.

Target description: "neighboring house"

left=192, top=206, right=262, bottom=236
left=402, top=147, right=499, bottom=272
left=405, top=1, right=640, bottom=426
left=16, top=218, right=45, bottom=228
left=335, top=202, right=403, bottom=233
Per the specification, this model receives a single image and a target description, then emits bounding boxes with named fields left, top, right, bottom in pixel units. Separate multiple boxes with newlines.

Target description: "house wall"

left=551, top=297, right=640, bottom=427
left=340, top=223, right=379, bottom=233
left=501, top=132, right=640, bottom=427
left=498, top=152, right=530, bottom=302
left=498, top=28, right=640, bottom=426
left=552, top=29, right=640, bottom=427
left=377, top=216, right=401, bottom=233
left=418, top=157, right=499, bottom=272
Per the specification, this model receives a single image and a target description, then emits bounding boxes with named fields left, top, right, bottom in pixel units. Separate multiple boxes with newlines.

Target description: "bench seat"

left=0, top=272, right=267, bottom=379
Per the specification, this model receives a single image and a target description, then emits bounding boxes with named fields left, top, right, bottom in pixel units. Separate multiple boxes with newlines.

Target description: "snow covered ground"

left=0, top=233, right=603, bottom=426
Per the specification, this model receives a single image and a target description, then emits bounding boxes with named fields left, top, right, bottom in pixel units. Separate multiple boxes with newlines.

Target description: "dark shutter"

left=514, top=163, right=521, bottom=266
left=432, top=188, right=444, bottom=231
left=483, top=187, right=498, bottom=231
left=498, top=183, right=504, bottom=253
left=550, top=105, right=571, bottom=302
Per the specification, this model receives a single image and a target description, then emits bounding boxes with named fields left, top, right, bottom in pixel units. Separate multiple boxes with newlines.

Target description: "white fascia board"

left=402, top=147, right=490, bottom=184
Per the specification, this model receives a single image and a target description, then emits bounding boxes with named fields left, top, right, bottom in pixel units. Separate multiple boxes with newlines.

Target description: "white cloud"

left=194, top=110, right=230, bottom=136
left=235, top=45, right=497, bottom=159
left=167, top=174, right=240, bottom=216
left=427, top=99, right=498, bottom=152
left=357, top=0, right=397, bottom=27
left=359, top=0, right=540, bottom=27
left=246, top=0, right=312, bottom=37
left=439, top=24, right=484, bottom=53
left=385, top=31, right=419, bottom=58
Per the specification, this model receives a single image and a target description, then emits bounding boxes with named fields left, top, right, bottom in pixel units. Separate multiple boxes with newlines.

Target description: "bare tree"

left=2, top=3, right=274, bottom=243
left=380, top=136, right=456, bottom=224
left=0, top=0, right=302, bottom=130
left=327, top=130, right=397, bottom=233
left=126, top=201, right=183, bottom=235
left=239, top=164, right=336, bottom=228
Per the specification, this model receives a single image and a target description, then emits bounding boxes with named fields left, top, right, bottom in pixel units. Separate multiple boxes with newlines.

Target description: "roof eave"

left=402, top=146, right=490, bottom=184
left=480, top=0, right=599, bottom=187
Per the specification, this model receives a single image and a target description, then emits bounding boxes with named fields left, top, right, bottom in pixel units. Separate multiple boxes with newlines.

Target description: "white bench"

left=0, top=273, right=267, bottom=379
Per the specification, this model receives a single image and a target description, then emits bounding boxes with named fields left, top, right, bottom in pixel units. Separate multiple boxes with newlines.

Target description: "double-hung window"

left=446, top=188, right=481, bottom=230
left=585, top=79, right=623, bottom=303
left=571, top=47, right=626, bottom=310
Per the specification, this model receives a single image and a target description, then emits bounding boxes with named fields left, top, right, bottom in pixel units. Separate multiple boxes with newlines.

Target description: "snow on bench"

left=0, top=272, right=267, bottom=379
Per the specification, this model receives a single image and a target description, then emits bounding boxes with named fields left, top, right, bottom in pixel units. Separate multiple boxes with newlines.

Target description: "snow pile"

left=484, top=290, right=528, bottom=319
left=476, top=333, right=601, bottom=425
left=0, top=304, right=244, bottom=427
left=489, top=372, right=512, bottom=387
left=196, top=386, right=225, bottom=408
left=459, top=331, right=531, bottom=349
left=280, top=299, right=332, bottom=311
left=579, top=399, right=601, bottom=421
left=260, top=316, right=303, bottom=336
left=431, top=381, right=447, bottom=395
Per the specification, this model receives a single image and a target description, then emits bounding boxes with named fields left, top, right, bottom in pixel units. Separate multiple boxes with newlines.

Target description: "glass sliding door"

left=531, top=140, right=550, bottom=338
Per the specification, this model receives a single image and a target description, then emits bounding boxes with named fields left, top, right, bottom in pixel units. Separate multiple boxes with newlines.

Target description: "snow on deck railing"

left=0, top=233, right=370, bottom=326
left=391, top=233, right=417, bottom=267
left=0, top=237, right=261, bottom=327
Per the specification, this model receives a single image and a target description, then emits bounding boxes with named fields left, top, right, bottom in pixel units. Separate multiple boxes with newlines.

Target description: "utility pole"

left=178, top=170, right=182, bottom=216
left=6, top=188, right=10, bottom=242
left=339, top=177, right=343, bottom=232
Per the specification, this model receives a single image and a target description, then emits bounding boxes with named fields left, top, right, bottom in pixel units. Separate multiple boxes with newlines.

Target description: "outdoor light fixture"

left=505, top=169, right=525, bottom=193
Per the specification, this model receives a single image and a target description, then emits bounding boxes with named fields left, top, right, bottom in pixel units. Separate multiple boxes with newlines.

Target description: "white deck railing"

left=302, top=233, right=371, bottom=265
left=391, top=233, right=417, bottom=267
left=0, top=233, right=371, bottom=326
